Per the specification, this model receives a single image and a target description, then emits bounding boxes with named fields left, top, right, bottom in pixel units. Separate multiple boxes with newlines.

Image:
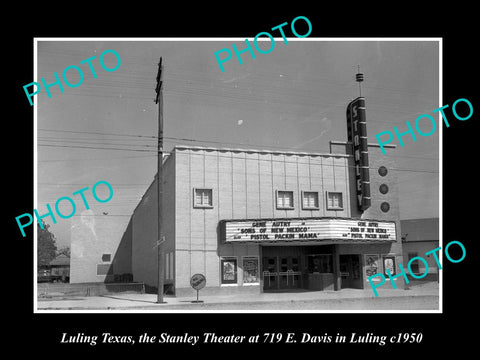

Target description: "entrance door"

left=278, top=256, right=301, bottom=289
left=339, top=255, right=363, bottom=289
left=262, top=257, right=278, bottom=290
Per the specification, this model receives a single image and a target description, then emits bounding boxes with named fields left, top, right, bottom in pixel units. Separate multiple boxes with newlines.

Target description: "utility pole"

left=155, top=57, right=165, bottom=303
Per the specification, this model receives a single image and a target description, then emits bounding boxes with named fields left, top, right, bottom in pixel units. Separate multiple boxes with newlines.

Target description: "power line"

left=38, top=182, right=149, bottom=186
left=37, top=128, right=439, bottom=161
left=38, top=135, right=156, bottom=142
left=37, top=143, right=439, bottom=174
left=37, top=131, right=439, bottom=166
left=38, top=144, right=156, bottom=152
left=34, top=73, right=437, bottom=116
left=37, top=155, right=157, bottom=162
left=38, top=128, right=157, bottom=139
left=38, top=139, right=158, bottom=148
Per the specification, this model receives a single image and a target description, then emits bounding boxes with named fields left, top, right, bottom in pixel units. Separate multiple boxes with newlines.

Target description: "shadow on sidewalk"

left=99, top=295, right=159, bottom=304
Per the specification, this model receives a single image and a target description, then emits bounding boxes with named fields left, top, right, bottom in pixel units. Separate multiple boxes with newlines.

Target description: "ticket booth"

left=305, top=253, right=335, bottom=291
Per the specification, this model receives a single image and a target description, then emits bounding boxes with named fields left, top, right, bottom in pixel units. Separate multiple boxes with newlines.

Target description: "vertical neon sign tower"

left=346, top=66, right=371, bottom=211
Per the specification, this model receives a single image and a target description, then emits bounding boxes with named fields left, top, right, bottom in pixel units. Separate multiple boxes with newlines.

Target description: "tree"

left=38, top=220, right=57, bottom=268
left=57, top=246, right=70, bottom=258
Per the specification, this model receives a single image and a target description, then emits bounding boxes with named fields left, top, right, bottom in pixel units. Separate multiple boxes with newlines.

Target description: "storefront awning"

left=220, top=217, right=397, bottom=244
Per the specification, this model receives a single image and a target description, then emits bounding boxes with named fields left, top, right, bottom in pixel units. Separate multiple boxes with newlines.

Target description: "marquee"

left=222, top=218, right=396, bottom=243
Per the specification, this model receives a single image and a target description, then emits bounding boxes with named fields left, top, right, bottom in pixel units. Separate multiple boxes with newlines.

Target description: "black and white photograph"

left=8, top=6, right=477, bottom=355
left=32, top=39, right=441, bottom=313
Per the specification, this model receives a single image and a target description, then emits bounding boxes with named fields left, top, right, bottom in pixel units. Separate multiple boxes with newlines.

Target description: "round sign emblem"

left=378, top=166, right=388, bottom=177
left=190, top=273, right=206, bottom=290
left=379, top=184, right=389, bottom=194
left=380, top=202, right=390, bottom=213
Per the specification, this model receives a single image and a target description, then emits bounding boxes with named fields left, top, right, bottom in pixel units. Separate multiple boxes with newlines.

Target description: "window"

left=102, top=254, right=111, bottom=262
left=408, top=253, right=420, bottom=274
left=169, top=252, right=174, bottom=280
left=221, top=258, right=237, bottom=284
left=326, top=191, right=343, bottom=210
left=97, top=263, right=113, bottom=276
left=193, top=188, right=213, bottom=208
left=276, top=190, right=294, bottom=209
left=242, top=257, right=259, bottom=284
left=302, top=191, right=319, bottom=210
left=165, top=252, right=173, bottom=280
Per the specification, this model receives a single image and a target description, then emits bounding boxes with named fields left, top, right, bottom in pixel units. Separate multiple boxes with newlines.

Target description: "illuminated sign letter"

left=346, top=97, right=371, bottom=211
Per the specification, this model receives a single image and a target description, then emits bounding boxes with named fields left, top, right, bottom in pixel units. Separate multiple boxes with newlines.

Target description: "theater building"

left=130, top=128, right=403, bottom=296
left=66, top=90, right=406, bottom=295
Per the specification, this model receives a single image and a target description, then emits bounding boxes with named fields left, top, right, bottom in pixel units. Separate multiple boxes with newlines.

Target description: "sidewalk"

left=37, top=281, right=440, bottom=311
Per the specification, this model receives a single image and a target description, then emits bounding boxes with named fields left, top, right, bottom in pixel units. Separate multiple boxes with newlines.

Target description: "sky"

left=35, top=39, right=440, bottom=249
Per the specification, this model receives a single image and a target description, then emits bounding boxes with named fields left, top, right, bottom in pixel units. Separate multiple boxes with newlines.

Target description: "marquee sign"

left=346, top=97, right=371, bottom=211
left=223, top=218, right=396, bottom=243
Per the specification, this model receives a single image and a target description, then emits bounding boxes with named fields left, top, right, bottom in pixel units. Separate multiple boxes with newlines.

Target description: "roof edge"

left=172, top=145, right=351, bottom=158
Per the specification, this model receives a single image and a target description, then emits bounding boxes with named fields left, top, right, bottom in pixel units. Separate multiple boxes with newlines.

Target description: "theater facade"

left=131, top=132, right=403, bottom=296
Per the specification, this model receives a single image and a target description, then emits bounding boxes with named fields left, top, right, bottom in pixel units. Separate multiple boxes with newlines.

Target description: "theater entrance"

left=339, top=254, right=363, bottom=289
left=262, top=256, right=301, bottom=290
left=261, top=245, right=335, bottom=292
